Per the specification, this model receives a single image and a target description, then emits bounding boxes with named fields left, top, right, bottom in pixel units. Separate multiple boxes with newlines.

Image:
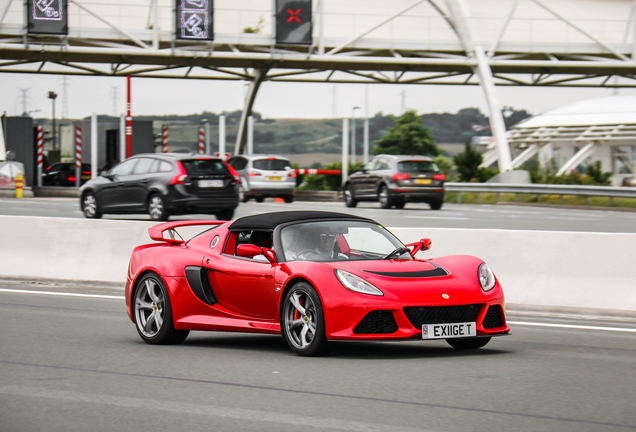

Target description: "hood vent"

left=365, top=266, right=449, bottom=278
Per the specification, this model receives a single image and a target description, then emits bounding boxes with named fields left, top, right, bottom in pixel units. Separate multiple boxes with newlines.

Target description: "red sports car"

left=125, top=211, right=510, bottom=356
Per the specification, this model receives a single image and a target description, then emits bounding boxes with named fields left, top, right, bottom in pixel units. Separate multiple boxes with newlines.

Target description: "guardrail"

left=444, top=182, right=636, bottom=204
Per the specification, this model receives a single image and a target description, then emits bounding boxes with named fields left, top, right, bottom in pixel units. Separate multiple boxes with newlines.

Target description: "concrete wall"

left=0, top=216, right=634, bottom=315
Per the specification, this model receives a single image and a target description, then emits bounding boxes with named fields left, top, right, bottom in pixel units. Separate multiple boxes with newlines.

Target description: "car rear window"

left=398, top=160, right=439, bottom=173
left=180, top=159, right=229, bottom=176
left=253, top=159, right=291, bottom=171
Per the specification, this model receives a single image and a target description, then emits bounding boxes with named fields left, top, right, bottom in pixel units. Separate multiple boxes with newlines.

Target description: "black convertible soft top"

left=228, top=211, right=374, bottom=231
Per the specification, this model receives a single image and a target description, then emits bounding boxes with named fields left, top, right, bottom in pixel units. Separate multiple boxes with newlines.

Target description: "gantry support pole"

left=445, top=0, right=513, bottom=172
left=235, top=68, right=268, bottom=155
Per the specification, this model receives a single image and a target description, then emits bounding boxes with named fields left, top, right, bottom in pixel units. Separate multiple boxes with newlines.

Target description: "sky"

left=2, top=71, right=635, bottom=122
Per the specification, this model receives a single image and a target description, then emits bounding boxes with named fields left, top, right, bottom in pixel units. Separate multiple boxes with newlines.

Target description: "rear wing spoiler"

left=148, top=220, right=226, bottom=245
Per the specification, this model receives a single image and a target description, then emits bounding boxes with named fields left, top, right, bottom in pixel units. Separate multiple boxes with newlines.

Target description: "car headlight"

left=478, top=263, right=496, bottom=292
left=335, top=269, right=383, bottom=296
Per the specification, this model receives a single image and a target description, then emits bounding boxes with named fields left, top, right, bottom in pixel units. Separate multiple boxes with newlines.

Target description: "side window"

left=132, top=158, right=155, bottom=174
left=159, top=161, right=173, bottom=172
left=376, top=159, right=390, bottom=170
left=110, top=159, right=137, bottom=176
left=365, top=160, right=377, bottom=171
left=229, top=157, right=248, bottom=170
left=225, top=230, right=272, bottom=261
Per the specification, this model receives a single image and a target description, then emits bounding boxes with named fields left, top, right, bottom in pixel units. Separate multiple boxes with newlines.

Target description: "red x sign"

left=287, top=8, right=301, bottom=23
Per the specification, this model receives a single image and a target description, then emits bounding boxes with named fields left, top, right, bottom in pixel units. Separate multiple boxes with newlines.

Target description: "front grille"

left=403, top=304, right=484, bottom=328
left=483, top=305, right=504, bottom=329
left=354, top=310, right=399, bottom=334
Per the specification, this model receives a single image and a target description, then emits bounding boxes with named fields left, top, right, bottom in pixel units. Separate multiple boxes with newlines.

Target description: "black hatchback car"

left=79, top=153, right=239, bottom=221
left=42, top=162, right=92, bottom=186
left=343, top=154, right=445, bottom=210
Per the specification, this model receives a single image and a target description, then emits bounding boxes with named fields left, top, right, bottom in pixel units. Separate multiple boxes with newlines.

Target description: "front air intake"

left=353, top=310, right=399, bottom=334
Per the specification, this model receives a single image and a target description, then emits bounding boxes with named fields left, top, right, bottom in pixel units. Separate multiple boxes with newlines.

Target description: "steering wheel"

left=294, top=249, right=321, bottom=260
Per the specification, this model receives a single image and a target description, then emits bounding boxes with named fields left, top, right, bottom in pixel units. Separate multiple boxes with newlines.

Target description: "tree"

left=453, top=142, right=483, bottom=182
left=373, top=110, right=440, bottom=157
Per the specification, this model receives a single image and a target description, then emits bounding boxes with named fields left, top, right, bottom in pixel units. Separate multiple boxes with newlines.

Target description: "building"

left=488, top=95, right=636, bottom=186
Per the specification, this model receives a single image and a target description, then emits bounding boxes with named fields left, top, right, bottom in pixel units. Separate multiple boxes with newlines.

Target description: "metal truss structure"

left=2, top=0, right=636, bottom=158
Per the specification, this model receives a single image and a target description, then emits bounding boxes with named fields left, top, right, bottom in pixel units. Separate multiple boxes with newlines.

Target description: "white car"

left=228, top=154, right=297, bottom=203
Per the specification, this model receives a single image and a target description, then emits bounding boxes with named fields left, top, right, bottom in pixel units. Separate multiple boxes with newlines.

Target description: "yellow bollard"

left=15, top=174, right=23, bottom=199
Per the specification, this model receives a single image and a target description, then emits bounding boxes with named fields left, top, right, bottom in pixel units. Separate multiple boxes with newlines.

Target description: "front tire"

left=344, top=185, right=358, bottom=208
left=379, top=185, right=392, bottom=209
left=238, top=184, right=249, bottom=203
left=148, top=193, right=169, bottom=221
left=82, top=192, right=102, bottom=219
left=133, top=273, right=189, bottom=345
left=446, top=337, right=491, bottom=350
left=281, top=282, right=332, bottom=357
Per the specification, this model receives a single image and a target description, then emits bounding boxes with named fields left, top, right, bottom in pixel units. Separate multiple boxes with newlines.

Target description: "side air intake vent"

left=185, top=266, right=217, bottom=305
left=483, top=305, right=504, bottom=329
left=353, top=310, right=398, bottom=334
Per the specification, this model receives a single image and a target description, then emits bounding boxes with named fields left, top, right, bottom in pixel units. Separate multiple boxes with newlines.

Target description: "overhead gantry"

left=2, top=0, right=636, bottom=162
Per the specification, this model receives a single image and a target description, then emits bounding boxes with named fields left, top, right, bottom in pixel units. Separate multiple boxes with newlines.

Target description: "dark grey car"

left=343, top=154, right=445, bottom=210
left=79, top=153, right=239, bottom=221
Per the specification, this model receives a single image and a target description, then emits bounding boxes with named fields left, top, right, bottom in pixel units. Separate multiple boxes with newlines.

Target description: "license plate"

left=416, top=179, right=432, bottom=184
left=268, top=176, right=283, bottom=181
left=199, top=180, right=223, bottom=188
left=422, top=322, right=477, bottom=339
left=82, top=175, right=91, bottom=179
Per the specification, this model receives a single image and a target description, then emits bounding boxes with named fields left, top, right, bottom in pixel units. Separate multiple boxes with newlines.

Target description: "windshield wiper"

left=383, top=247, right=411, bottom=260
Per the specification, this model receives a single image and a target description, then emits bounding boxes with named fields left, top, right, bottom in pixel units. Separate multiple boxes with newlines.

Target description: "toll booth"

left=1, top=116, right=36, bottom=186
left=1, top=115, right=154, bottom=186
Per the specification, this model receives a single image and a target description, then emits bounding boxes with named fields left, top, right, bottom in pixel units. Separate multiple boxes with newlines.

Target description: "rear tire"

left=133, top=273, right=189, bottom=345
left=344, top=185, right=358, bottom=208
left=379, top=185, right=392, bottom=209
left=283, top=195, right=295, bottom=203
left=216, top=208, right=234, bottom=220
left=82, top=192, right=102, bottom=219
left=148, top=193, right=169, bottom=221
left=281, top=282, right=332, bottom=357
left=446, top=337, right=491, bottom=350
left=394, top=201, right=406, bottom=209
left=429, top=201, right=443, bottom=210
left=256, top=197, right=265, bottom=203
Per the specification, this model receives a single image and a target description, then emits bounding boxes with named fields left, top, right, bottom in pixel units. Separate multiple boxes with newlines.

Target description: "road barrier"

left=446, top=182, right=636, bottom=204
left=0, top=215, right=634, bottom=316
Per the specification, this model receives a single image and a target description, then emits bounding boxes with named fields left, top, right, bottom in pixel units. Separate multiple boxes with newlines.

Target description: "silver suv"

left=343, top=154, right=445, bottom=210
left=228, top=154, right=296, bottom=203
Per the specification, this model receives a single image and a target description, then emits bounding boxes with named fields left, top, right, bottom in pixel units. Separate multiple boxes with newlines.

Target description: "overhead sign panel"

left=27, top=0, right=68, bottom=35
left=176, top=0, right=214, bottom=40
left=276, top=0, right=312, bottom=45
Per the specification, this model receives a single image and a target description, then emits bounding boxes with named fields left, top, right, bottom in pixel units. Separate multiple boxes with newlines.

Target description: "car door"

left=98, top=158, right=138, bottom=210
left=204, top=230, right=278, bottom=319
left=369, top=157, right=391, bottom=194
left=125, top=157, right=157, bottom=210
left=350, top=160, right=375, bottom=197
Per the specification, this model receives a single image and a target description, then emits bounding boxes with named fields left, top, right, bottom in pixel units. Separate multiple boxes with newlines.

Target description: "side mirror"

left=236, top=244, right=277, bottom=265
left=405, top=238, right=432, bottom=257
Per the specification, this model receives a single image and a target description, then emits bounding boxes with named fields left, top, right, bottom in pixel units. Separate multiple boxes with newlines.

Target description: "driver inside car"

left=286, top=225, right=348, bottom=261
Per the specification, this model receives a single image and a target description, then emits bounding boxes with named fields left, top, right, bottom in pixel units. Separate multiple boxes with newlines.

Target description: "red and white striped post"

left=198, top=126, right=205, bottom=154
left=75, top=126, right=82, bottom=187
left=37, top=125, right=43, bottom=186
left=162, top=125, right=168, bottom=153
left=126, top=75, right=132, bottom=158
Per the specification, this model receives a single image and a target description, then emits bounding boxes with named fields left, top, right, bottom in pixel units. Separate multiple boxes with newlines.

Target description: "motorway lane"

left=1, top=284, right=635, bottom=432
left=1, top=197, right=636, bottom=232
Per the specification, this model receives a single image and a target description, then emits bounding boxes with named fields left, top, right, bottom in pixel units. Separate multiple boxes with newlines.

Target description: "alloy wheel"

left=134, top=277, right=165, bottom=338
left=283, top=290, right=318, bottom=350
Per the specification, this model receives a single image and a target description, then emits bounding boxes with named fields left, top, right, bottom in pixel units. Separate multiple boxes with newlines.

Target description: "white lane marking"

left=0, top=385, right=431, bottom=432
left=404, top=215, right=468, bottom=220
left=0, top=288, right=124, bottom=300
left=3, top=290, right=635, bottom=334
left=508, top=321, right=636, bottom=333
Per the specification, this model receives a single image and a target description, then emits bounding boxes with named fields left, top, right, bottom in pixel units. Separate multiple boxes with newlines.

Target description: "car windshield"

left=181, top=159, right=229, bottom=176
left=398, top=160, right=439, bottom=173
left=253, top=159, right=291, bottom=171
left=281, top=220, right=408, bottom=262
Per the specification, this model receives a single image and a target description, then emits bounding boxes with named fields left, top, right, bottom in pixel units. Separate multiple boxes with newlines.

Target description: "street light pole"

left=48, top=91, right=58, bottom=150
left=351, top=106, right=359, bottom=164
